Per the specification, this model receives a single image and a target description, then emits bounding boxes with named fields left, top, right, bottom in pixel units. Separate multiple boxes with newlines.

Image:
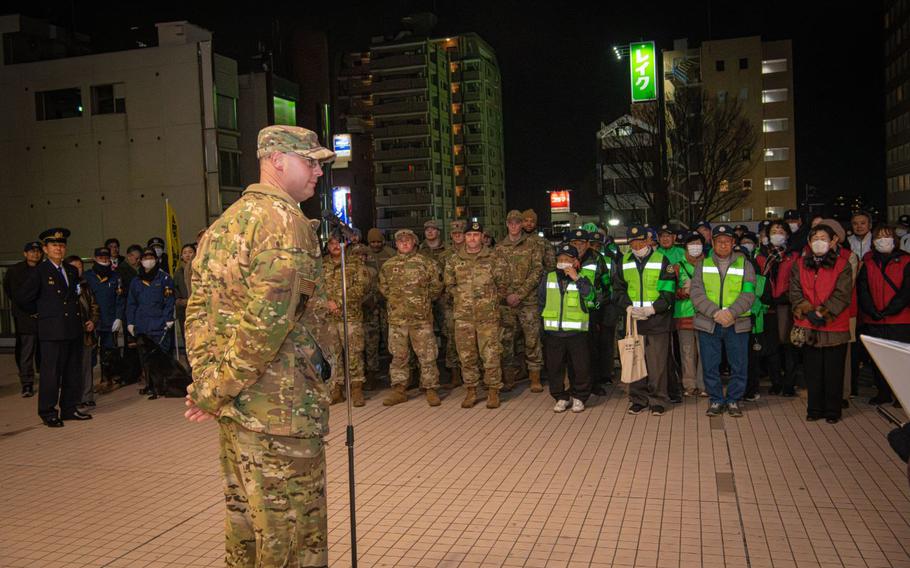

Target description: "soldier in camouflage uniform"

left=434, top=220, right=466, bottom=386
left=444, top=221, right=511, bottom=409
left=418, top=220, right=448, bottom=368
left=349, top=242, right=381, bottom=389
left=496, top=210, right=545, bottom=392
left=363, top=227, right=395, bottom=385
left=380, top=229, right=444, bottom=406
left=323, top=234, right=372, bottom=407
left=522, top=208, right=557, bottom=273
left=184, top=125, right=337, bottom=568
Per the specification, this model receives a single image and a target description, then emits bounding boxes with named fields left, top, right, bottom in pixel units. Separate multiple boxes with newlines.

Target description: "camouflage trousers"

left=363, top=304, right=388, bottom=374
left=330, top=320, right=365, bottom=386
left=389, top=322, right=439, bottom=389
left=219, top=420, right=327, bottom=568
left=443, top=303, right=460, bottom=369
left=454, top=319, right=502, bottom=389
left=500, top=302, right=544, bottom=372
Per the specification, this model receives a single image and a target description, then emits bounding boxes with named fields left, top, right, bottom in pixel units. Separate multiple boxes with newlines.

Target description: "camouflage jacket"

left=527, top=232, right=557, bottom=273
left=185, top=183, right=338, bottom=445
left=495, top=233, right=544, bottom=305
left=418, top=241, right=448, bottom=274
left=379, top=251, right=443, bottom=324
left=322, top=254, right=371, bottom=322
left=444, top=246, right=510, bottom=323
left=370, top=245, right=397, bottom=271
left=349, top=244, right=379, bottom=310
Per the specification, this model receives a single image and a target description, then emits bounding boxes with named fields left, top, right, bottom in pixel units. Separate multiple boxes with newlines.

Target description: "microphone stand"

left=330, top=221, right=359, bottom=568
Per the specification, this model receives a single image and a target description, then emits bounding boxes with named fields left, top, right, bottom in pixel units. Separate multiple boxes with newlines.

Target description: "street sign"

left=630, top=41, right=657, bottom=103
left=332, top=186, right=352, bottom=225
left=332, top=134, right=352, bottom=170
left=550, top=190, right=571, bottom=213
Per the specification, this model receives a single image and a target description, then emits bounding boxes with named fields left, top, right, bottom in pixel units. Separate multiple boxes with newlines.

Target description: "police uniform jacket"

left=127, top=268, right=176, bottom=336
left=4, top=261, right=38, bottom=335
left=15, top=259, right=83, bottom=341
left=84, top=267, right=126, bottom=332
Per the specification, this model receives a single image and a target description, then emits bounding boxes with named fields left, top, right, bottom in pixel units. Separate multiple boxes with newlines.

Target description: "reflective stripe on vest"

left=702, top=255, right=751, bottom=316
left=622, top=250, right=665, bottom=308
left=540, top=272, right=589, bottom=332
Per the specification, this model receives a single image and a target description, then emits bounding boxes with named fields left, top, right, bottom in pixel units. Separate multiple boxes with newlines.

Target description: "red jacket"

left=757, top=249, right=799, bottom=302
left=794, top=252, right=851, bottom=332
left=859, top=251, right=910, bottom=325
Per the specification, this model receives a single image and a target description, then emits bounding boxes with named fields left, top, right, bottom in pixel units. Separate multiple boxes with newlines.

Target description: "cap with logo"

left=93, top=247, right=112, bottom=258
left=626, top=225, right=647, bottom=242
left=466, top=221, right=483, bottom=234
left=557, top=243, right=579, bottom=259
left=423, top=219, right=441, bottom=230
left=451, top=220, right=467, bottom=233
left=147, top=237, right=165, bottom=248
left=23, top=240, right=42, bottom=252
left=256, top=125, right=336, bottom=163
left=39, top=228, right=70, bottom=244
left=566, top=229, right=589, bottom=242
left=783, top=209, right=801, bottom=221
left=394, top=229, right=418, bottom=241
left=712, top=225, right=735, bottom=238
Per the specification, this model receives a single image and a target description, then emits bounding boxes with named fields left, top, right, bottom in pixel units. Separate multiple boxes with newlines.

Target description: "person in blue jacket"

left=84, top=246, right=126, bottom=391
left=127, top=248, right=176, bottom=398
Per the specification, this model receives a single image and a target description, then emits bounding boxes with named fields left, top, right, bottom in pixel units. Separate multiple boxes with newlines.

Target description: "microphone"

left=322, top=209, right=357, bottom=239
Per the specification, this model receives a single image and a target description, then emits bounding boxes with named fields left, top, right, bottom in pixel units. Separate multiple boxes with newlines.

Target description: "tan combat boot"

left=529, top=370, right=544, bottom=393
left=486, top=389, right=500, bottom=409
left=425, top=388, right=441, bottom=407
left=461, top=387, right=477, bottom=408
left=330, top=383, right=345, bottom=405
left=351, top=383, right=365, bottom=407
left=450, top=367, right=463, bottom=388
left=383, top=383, right=408, bottom=406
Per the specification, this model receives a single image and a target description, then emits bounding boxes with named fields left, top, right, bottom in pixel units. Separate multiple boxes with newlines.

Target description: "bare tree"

left=598, top=86, right=759, bottom=225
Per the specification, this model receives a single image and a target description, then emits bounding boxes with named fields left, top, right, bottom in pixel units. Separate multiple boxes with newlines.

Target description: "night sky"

left=11, top=1, right=885, bottom=217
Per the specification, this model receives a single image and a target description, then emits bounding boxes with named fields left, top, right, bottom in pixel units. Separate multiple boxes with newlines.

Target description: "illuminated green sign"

left=630, top=42, right=657, bottom=102
left=273, top=96, right=297, bottom=126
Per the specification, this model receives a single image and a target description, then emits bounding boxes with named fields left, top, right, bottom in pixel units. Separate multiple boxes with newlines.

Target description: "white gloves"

left=631, top=306, right=656, bottom=320
left=128, top=324, right=136, bottom=336
left=165, top=321, right=175, bottom=330
left=111, top=319, right=122, bottom=333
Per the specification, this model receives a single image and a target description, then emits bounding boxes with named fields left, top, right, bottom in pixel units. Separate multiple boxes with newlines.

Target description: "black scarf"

left=139, top=265, right=159, bottom=282
left=93, top=263, right=113, bottom=277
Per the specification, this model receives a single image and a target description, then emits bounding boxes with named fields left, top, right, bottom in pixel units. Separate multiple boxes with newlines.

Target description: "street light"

left=608, top=218, right=621, bottom=227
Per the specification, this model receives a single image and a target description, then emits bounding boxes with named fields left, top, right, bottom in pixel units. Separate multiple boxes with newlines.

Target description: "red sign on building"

left=550, top=190, right=571, bottom=213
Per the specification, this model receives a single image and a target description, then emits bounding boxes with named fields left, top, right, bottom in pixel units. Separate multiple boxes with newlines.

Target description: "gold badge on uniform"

left=164, top=287, right=174, bottom=297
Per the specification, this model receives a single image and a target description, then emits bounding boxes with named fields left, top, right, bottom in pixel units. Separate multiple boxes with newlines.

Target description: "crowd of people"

left=4, top=230, right=198, bottom=427
left=312, top=207, right=909, bottom=423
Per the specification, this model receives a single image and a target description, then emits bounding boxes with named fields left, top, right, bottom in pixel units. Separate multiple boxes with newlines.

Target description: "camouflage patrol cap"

left=395, top=229, right=418, bottom=241
left=466, top=221, right=483, bottom=234
left=451, top=220, right=467, bottom=234
left=256, top=125, right=336, bottom=163
left=522, top=209, right=538, bottom=222
left=506, top=210, right=524, bottom=222
left=424, top=219, right=441, bottom=230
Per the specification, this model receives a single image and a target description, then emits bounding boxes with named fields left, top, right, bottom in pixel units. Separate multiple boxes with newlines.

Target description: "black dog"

left=135, top=335, right=192, bottom=398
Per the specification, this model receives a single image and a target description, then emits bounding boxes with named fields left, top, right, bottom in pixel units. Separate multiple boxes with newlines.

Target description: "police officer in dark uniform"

left=4, top=240, right=43, bottom=397
left=147, top=237, right=169, bottom=274
left=127, top=248, right=176, bottom=398
left=84, top=247, right=126, bottom=389
left=16, top=228, right=92, bottom=427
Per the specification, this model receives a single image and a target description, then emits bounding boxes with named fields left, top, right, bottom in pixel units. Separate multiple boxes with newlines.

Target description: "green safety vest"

left=702, top=255, right=754, bottom=317
left=674, top=259, right=696, bottom=319
left=622, top=250, right=674, bottom=307
left=540, top=272, right=590, bottom=332
left=750, top=274, right=768, bottom=334
left=579, top=254, right=601, bottom=310
left=659, top=246, right=686, bottom=266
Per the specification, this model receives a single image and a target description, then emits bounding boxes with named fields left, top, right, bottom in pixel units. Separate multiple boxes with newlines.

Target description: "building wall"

left=886, top=0, right=910, bottom=220
left=0, top=30, right=219, bottom=259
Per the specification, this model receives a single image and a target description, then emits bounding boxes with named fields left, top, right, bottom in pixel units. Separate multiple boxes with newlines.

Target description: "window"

left=273, top=96, right=296, bottom=126
left=765, top=207, right=785, bottom=218
left=762, top=88, right=788, bottom=103
left=739, top=58, right=749, bottom=70
left=762, top=59, right=787, bottom=74
left=739, top=88, right=748, bottom=101
left=763, top=118, right=789, bottom=132
left=764, top=177, right=790, bottom=191
left=216, top=94, right=237, bottom=130
left=716, top=60, right=725, bottom=72
left=742, top=208, right=754, bottom=220
left=219, top=151, right=241, bottom=187
left=763, top=147, right=790, bottom=161
left=35, top=88, right=83, bottom=121
left=743, top=179, right=753, bottom=191
left=91, top=84, right=126, bottom=115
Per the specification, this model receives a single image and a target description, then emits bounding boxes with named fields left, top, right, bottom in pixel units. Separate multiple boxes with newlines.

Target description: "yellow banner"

left=165, top=200, right=181, bottom=275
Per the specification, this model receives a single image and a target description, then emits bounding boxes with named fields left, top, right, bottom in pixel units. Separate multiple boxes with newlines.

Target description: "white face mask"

left=875, top=238, right=895, bottom=254
left=810, top=240, right=829, bottom=256
left=141, top=259, right=157, bottom=270
left=632, top=246, right=651, bottom=259
left=686, top=244, right=703, bottom=257
left=761, top=236, right=769, bottom=246
left=788, top=222, right=800, bottom=233
left=770, top=234, right=787, bottom=247
left=95, top=260, right=110, bottom=267
left=742, top=243, right=755, bottom=254
left=556, top=262, right=573, bottom=271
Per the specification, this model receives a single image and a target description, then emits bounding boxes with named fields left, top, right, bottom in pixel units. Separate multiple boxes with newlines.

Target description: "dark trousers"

left=668, top=330, right=683, bottom=400
left=140, top=333, right=173, bottom=394
left=865, top=323, right=910, bottom=401
left=629, top=332, right=671, bottom=408
left=38, top=338, right=83, bottom=419
left=16, top=333, right=38, bottom=387
left=804, top=343, right=847, bottom=420
left=546, top=333, right=591, bottom=403
left=850, top=324, right=870, bottom=395
left=764, top=309, right=796, bottom=391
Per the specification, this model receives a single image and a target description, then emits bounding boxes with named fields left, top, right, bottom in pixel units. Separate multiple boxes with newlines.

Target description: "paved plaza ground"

left=1, top=354, right=908, bottom=568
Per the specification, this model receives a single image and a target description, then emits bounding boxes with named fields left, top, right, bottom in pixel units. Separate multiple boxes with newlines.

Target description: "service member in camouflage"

left=444, top=221, right=511, bottom=409
left=184, top=124, right=337, bottom=568
left=380, top=229, right=444, bottom=406
left=522, top=208, right=557, bottom=273
left=496, top=210, right=545, bottom=392
left=363, top=227, right=395, bottom=384
left=437, top=219, right=467, bottom=386
left=323, top=234, right=372, bottom=407
left=349, top=242, right=382, bottom=388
